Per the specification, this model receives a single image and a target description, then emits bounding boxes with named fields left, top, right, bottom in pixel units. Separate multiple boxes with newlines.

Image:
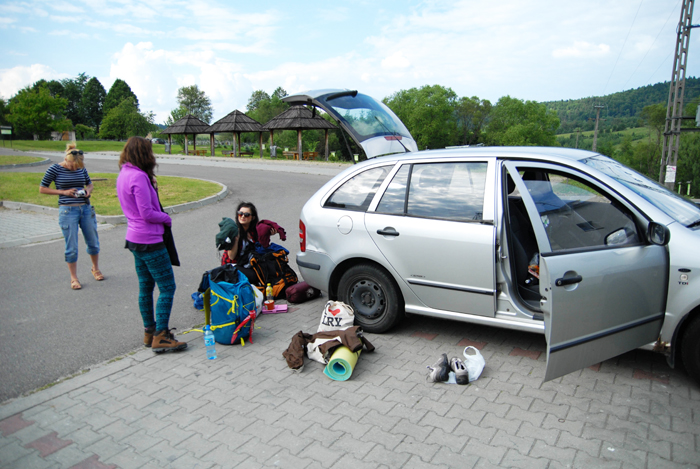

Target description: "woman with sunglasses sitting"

left=40, top=143, right=103, bottom=290
left=221, top=201, right=286, bottom=272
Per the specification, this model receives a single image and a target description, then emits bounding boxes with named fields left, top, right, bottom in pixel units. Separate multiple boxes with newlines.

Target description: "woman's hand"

left=269, top=227, right=278, bottom=237
left=64, top=188, right=78, bottom=197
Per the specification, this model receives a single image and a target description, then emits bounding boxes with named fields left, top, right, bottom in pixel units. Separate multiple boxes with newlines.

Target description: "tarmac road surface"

left=0, top=149, right=348, bottom=402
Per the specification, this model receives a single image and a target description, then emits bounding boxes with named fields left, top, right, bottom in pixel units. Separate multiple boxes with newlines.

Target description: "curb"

left=1, top=178, right=229, bottom=225
left=0, top=157, right=51, bottom=169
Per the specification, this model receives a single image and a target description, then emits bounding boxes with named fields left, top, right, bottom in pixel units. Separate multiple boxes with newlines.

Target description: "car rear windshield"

left=320, top=93, right=412, bottom=140
left=581, top=155, right=700, bottom=227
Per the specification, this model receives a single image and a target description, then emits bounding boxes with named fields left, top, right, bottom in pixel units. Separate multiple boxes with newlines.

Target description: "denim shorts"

left=58, top=204, right=100, bottom=263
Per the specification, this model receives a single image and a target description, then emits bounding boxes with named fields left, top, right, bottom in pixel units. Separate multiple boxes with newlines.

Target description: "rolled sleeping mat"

left=323, top=346, right=361, bottom=381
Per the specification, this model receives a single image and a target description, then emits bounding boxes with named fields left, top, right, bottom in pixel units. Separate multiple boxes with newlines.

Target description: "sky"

left=0, top=0, right=697, bottom=124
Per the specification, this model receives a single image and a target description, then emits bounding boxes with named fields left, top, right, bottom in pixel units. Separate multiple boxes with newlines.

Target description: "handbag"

left=154, top=185, right=180, bottom=266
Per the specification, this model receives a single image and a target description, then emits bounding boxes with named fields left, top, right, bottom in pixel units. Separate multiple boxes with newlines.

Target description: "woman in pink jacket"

left=116, top=137, right=187, bottom=354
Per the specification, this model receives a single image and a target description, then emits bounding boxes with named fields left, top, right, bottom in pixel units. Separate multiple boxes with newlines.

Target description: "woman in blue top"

left=40, top=143, right=103, bottom=290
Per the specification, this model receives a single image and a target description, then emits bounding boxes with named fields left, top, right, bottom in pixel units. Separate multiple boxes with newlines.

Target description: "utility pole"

left=592, top=105, right=605, bottom=152
left=660, top=0, right=698, bottom=189
left=575, top=128, right=581, bottom=149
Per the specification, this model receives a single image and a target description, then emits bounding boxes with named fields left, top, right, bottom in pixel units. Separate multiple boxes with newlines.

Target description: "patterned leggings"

left=132, top=248, right=176, bottom=332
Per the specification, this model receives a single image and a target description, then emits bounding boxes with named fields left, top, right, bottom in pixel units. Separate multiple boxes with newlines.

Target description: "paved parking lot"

left=1, top=294, right=698, bottom=468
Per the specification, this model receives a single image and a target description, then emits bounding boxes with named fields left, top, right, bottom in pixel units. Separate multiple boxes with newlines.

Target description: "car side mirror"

left=647, top=222, right=670, bottom=246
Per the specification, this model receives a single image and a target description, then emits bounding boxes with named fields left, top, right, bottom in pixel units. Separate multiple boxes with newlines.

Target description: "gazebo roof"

left=208, top=110, right=263, bottom=133
left=262, top=105, right=338, bottom=131
left=161, top=115, right=211, bottom=134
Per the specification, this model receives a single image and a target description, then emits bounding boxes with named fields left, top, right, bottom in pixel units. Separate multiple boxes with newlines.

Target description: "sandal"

left=91, top=268, right=104, bottom=281
left=71, top=279, right=82, bottom=290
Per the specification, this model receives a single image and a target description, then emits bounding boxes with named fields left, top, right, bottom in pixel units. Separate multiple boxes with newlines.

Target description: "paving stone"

left=68, top=453, right=118, bottom=469
left=529, top=439, right=576, bottom=466
left=327, top=433, right=375, bottom=460
left=499, top=448, right=550, bottom=469
left=7, top=451, right=61, bottom=469
left=462, top=439, right=507, bottom=465
left=0, top=413, right=35, bottom=436
left=362, top=444, right=411, bottom=467
left=0, top=439, right=34, bottom=465
left=24, top=431, right=72, bottom=457
left=393, top=435, right=440, bottom=462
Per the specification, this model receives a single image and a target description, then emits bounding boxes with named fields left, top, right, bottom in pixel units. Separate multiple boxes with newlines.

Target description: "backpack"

left=248, top=244, right=298, bottom=298
left=198, top=264, right=258, bottom=345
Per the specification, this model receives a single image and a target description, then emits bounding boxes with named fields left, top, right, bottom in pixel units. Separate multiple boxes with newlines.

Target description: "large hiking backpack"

left=248, top=244, right=298, bottom=299
left=198, top=264, right=258, bottom=345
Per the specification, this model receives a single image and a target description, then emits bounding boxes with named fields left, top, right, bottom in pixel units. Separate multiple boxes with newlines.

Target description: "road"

left=0, top=149, right=348, bottom=402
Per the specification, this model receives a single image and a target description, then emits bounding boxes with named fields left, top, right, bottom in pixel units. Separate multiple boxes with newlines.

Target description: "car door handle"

left=377, top=227, right=400, bottom=237
left=555, top=275, right=582, bottom=287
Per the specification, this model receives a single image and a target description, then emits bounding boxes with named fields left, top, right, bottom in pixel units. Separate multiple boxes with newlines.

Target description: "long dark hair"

left=119, top=137, right=156, bottom=182
left=236, top=201, right=259, bottom=240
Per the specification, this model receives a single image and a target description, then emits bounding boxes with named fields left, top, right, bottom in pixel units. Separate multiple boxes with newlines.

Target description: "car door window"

left=377, top=162, right=487, bottom=221
left=324, top=166, right=391, bottom=212
left=521, top=169, right=640, bottom=251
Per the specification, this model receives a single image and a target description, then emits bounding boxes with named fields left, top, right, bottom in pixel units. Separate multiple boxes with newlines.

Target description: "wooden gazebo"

left=261, top=105, right=337, bottom=161
left=160, top=115, right=211, bottom=155
left=207, top=110, right=264, bottom=157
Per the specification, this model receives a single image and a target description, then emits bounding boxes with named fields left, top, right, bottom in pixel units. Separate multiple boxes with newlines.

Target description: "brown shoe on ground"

left=152, top=329, right=187, bottom=353
left=144, top=327, right=155, bottom=348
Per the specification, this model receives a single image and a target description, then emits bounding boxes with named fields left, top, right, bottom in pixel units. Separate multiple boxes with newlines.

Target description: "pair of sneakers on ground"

left=427, top=353, right=469, bottom=385
left=144, top=328, right=187, bottom=353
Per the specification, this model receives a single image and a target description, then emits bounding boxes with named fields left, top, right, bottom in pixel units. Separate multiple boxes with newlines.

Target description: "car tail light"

left=299, top=220, right=306, bottom=252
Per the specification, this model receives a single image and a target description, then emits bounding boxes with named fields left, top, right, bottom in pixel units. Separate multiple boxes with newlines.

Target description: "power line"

left=622, top=0, right=682, bottom=90
left=603, top=0, right=644, bottom=96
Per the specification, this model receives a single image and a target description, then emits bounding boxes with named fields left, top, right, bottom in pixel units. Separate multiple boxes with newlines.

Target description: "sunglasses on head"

left=237, top=211, right=252, bottom=218
left=68, top=150, right=84, bottom=156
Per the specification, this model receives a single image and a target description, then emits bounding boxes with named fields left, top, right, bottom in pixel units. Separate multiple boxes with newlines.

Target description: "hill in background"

left=543, top=77, right=700, bottom=134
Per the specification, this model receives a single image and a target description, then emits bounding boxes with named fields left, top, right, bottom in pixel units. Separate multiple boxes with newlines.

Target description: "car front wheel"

left=681, top=316, right=700, bottom=385
left=338, top=264, right=402, bottom=333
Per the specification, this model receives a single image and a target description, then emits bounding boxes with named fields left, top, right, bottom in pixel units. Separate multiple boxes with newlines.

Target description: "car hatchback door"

left=365, top=160, right=497, bottom=316
left=504, top=162, right=667, bottom=381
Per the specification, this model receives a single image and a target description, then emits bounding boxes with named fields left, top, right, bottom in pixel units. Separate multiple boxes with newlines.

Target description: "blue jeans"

left=58, top=204, right=100, bottom=263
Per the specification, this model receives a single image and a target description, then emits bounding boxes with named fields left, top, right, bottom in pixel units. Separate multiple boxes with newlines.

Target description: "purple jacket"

left=116, top=163, right=171, bottom=244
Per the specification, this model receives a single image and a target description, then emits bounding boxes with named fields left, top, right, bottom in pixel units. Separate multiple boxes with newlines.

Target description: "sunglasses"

left=68, top=150, right=84, bottom=156
left=237, top=211, right=252, bottom=218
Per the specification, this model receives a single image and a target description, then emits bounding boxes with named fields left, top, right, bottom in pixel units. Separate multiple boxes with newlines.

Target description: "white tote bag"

left=318, top=301, right=355, bottom=332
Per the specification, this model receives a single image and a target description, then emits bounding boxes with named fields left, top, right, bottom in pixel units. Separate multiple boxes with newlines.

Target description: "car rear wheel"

left=681, top=316, right=700, bottom=385
left=338, top=264, right=402, bottom=333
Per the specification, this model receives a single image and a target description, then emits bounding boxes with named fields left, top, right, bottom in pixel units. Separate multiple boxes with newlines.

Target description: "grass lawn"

left=0, top=172, right=222, bottom=216
left=0, top=155, right=45, bottom=165
left=4, top=140, right=349, bottom=162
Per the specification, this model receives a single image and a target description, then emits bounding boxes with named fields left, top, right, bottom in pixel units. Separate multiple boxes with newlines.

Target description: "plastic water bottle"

left=203, top=325, right=217, bottom=360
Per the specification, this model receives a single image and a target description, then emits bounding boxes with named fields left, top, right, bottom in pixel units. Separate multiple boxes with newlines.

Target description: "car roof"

left=370, top=146, right=599, bottom=163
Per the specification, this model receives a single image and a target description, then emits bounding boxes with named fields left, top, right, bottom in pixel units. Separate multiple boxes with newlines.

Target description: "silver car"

left=289, top=91, right=700, bottom=383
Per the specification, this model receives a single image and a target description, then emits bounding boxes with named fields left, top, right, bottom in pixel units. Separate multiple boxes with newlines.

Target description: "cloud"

left=381, top=52, right=411, bottom=70
left=0, top=64, right=69, bottom=99
left=552, top=41, right=611, bottom=59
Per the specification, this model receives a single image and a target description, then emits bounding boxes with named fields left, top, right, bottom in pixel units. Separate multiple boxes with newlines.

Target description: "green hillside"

left=543, top=77, right=700, bottom=134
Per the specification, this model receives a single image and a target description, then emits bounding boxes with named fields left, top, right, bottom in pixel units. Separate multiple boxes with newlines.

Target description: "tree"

left=7, top=86, right=70, bottom=139
left=455, top=96, right=492, bottom=145
left=484, top=96, right=560, bottom=146
left=245, top=88, right=289, bottom=129
left=61, top=73, right=89, bottom=127
left=247, top=90, right=271, bottom=113
left=99, top=97, right=156, bottom=140
left=81, top=77, right=106, bottom=131
left=32, top=79, right=64, bottom=98
left=176, top=85, right=213, bottom=123
left=0, top=98, right=8, bottom=126
left=103, top=79, right=138, bottom=117
left=384, top=85, right=459, bottom=150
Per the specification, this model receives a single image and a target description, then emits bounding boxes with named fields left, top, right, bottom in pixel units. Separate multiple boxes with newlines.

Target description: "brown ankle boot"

left=152, top=329, right=187, bottom=353
left=144, top=327, right=155, bottom=347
